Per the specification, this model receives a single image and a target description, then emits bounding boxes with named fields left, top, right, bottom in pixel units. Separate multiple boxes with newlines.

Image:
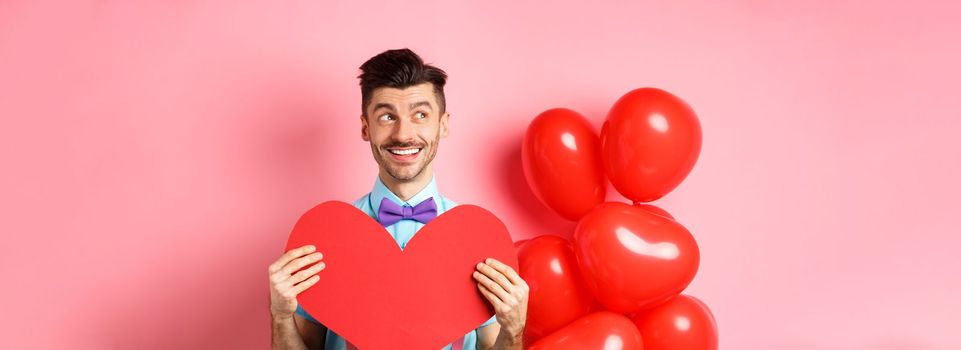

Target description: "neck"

left=379, top=166, right=433, bottom=202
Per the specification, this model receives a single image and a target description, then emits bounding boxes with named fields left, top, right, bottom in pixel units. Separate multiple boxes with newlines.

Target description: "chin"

left=387, top=165, right=425, bottom=181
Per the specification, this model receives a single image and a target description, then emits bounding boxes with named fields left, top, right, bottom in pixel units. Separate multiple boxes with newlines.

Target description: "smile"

left=388, top=148, right=421, bottom=155
left=386, top=147, right=423, bottom=162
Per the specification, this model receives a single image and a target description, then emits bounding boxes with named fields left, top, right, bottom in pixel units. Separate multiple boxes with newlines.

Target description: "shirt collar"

left=370, top=174, right=440, bottom=215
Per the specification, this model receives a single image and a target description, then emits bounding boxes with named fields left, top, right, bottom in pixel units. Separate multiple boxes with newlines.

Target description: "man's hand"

left=474, top=258, right=529, bottom=348
left=268, top=244, right=326, bottom=319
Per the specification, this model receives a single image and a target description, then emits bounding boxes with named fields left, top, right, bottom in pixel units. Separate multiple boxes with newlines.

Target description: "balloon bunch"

left=518, top=88, right=718, bottom=349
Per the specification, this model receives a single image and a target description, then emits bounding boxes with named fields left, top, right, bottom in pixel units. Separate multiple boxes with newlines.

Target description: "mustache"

left=382, top=141, right=426, bottom=149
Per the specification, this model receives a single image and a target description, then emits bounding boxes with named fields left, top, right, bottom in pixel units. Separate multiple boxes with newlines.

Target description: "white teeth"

left=389, top=148, right=420, bottom=155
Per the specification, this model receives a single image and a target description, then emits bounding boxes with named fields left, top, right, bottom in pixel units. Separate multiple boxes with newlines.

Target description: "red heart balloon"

left=631, top=295, right=718, bottom=350
left=516, top=235, right=594, bottom=344
left=574, top=202, right=699, bottom=313
left=285, top=201, right=518, bottom=350
left=601, top=87, right=702, bottom=203
left=522, top=108, right=606, bottom=220
left=528, top=311, right=644, bottom=350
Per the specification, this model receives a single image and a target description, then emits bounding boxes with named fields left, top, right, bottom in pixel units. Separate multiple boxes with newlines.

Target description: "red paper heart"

left=285, top=201, right=518, bottom=350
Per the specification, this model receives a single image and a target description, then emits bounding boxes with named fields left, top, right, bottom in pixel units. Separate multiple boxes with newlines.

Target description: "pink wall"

left=2, top=1, right=959, bottom=349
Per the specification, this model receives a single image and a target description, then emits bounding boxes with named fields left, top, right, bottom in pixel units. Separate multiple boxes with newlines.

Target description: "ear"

left=360, top=114, right=370, bottom=141
left=439, top=111, right=450, bottom=139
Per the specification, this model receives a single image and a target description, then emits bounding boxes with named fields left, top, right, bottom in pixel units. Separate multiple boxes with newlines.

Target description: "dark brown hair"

left=358, top=48, right=448, bottom=117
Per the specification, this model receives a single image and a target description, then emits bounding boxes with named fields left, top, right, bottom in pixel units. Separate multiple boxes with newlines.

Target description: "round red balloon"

left=574, top=202, right=699, bottom=313
left=631, top=295, right=718, bottom=350
left=522, top=108, right=606, bottom=220
left=601, top=88, right=702, bottom=203
left=516, top=235, right=594, bottom=343
left=528, top=311, right=644, bottom=350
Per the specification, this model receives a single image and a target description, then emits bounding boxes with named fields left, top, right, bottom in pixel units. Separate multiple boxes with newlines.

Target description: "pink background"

left=2, top=1, right=959, bottom=349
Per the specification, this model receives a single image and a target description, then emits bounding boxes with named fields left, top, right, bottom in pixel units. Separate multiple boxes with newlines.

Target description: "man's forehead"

left=371, top=83, right=436, bottom=105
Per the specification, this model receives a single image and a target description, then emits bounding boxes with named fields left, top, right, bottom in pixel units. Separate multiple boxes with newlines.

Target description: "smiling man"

left=268, top=48, right=529, bottom=350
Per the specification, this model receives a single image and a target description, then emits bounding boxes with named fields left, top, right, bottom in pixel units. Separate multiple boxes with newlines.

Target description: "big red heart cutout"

left=285, top=201, right=518, bottom=350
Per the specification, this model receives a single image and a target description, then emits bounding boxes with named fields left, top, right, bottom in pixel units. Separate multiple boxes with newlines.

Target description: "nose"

left=392, top=117, right=417, bottom=142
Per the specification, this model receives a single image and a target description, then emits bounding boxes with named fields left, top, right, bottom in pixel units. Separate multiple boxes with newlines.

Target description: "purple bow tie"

left=377, top=197, right=438, bottom=227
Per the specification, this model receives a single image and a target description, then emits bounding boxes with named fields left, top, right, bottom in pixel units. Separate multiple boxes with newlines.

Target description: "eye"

left=415, top=111, right=428, bottom=119
left=379, top=114, right=395, bottom=121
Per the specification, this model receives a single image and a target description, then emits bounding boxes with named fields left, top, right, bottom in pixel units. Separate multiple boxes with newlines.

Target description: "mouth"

left=386, top=146, right=423, bottom=163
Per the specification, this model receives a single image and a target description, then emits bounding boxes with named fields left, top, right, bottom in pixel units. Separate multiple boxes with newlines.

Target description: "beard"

left=371, top=132, right=440, bottom=182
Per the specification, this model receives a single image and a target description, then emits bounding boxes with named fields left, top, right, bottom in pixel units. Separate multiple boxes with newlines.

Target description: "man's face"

left=361, top=82, right=450, bottom=182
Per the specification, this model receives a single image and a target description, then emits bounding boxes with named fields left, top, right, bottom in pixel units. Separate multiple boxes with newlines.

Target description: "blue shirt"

left=295, top=174, right=498, bottom=350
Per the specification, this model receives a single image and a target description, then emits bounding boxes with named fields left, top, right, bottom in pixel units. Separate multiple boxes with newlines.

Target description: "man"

left=268, top=48, right=529, bottom=350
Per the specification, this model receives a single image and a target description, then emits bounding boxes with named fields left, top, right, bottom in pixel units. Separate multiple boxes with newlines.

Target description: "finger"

left=268, top=245, right=316, bottom=274
left=477, top=282, right=506, bottom=310
left=479, top=282, right=518, bottom=314
left=477, top=262, right=513, bottom=291
left=279, top=252, right=324, bottom=277
left=485, top=258, right=523, bottom=286
left=290, top=275, right=320, bottom=295
left=283, top=261, right=326, bottom=287
left=271, top=245, right=316, bottom=273
left=473, top=269, right=512, bottom=303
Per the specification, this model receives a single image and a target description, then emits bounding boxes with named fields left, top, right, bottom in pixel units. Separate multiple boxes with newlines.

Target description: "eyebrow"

left=372, top=100, right=434, bottom=114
